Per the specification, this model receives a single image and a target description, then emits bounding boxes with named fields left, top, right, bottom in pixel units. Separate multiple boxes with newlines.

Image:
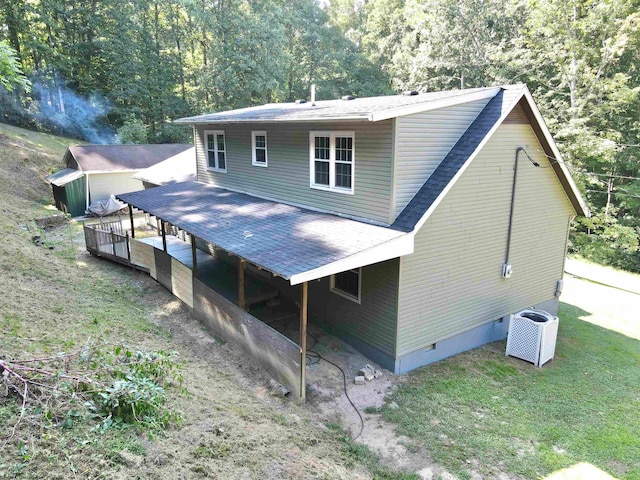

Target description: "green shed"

left=46, top=168, right=87, bottom=217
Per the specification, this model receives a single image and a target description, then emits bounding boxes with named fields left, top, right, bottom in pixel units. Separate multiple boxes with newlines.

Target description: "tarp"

left=88, top=195, right=126, bottom=216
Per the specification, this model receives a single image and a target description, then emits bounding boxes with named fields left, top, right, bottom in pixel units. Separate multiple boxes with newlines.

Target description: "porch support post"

left=191, top=234, right=198, bottom=279
left=299, top=281, right=308, bottom=402
left=161, top=221, right=167, bottom=252
left=128, top=208, right=135, bottom=238
left=238, top=258, right=246, bottom=310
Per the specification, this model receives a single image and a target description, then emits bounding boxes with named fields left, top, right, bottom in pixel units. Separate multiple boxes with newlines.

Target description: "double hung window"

left=310, top=131, right=354, bottom=193
left=252, top=131, right=268, bottom=167
left=205, top=130, right=226, bottom=172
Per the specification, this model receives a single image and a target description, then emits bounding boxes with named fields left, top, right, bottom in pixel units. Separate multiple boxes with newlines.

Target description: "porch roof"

left=117, top=181, right=413, bottom=285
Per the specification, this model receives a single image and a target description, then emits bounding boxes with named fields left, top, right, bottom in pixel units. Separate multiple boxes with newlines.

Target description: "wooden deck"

left=131, top=235, right=302, bottom=399
left=88, top=231, right=303, bottom=399
left=135, top=236, right=278, bottom=308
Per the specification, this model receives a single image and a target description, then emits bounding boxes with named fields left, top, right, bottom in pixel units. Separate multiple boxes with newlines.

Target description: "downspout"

left=503, top=147, right=539, bottom=278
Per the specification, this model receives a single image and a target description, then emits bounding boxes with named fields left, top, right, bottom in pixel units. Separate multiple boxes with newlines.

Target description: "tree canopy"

left=1, top=0, right=639, bottom=270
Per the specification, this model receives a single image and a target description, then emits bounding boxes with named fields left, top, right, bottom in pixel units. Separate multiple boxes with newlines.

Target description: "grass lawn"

left=0, top=122, right=79, bottom=158
left=379, top=271, right=640, bottom=479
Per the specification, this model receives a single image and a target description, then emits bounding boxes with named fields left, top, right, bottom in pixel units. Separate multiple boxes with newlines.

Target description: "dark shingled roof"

left=174, top=87, right=497, bottom=124
left=392, top=87, right=524, bottom=232
left=118, top=182, right=407, bottom=282
left=67, top=144, right=194, bottom=172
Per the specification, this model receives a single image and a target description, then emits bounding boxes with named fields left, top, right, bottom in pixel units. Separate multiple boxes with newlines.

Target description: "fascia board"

left=369, top=88, right=501, bottom=122
left=410, top=88, right=525, bottom=234
left=521, top=88, right=590, bottom=217
left=85, top=169, right=141, bottom=175
left=174, top=115, right=371, bottom=124
left=288, top=233, right=414, bottom=285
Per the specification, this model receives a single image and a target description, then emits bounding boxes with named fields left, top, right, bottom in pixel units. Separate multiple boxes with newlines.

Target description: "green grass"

left=0, top=122, right=80, bottom=158
left=380, top=301, right=640, bottom=479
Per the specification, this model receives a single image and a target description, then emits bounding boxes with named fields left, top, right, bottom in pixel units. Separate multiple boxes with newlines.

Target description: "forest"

left=0, top=0, right=639, bottom=271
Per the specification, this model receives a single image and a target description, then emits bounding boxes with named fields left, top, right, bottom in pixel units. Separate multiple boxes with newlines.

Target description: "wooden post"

left=299, top=281, right=308, bottom=402
left=110, top=228, right=117, bottom=258
left=191, top=234, right=198, bottom=279
left=156, top=217, right=161, bottom=235
left=238, top=258, right=246, bottom=311
left=129, top=208, right=135, bottom=238
left=125, top=232, right=131, bottom=264
left=161, top=221, right=167, bottom=252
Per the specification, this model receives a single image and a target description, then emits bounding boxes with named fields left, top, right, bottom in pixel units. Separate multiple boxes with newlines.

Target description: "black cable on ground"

left=306, top=350, right=321, bottom=366
left=307, top=349, right=365, bottom=441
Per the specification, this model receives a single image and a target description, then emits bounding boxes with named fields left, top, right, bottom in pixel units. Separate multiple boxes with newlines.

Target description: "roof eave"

left=288, top=233, right=414, bottom=285
left=520, top=87, right=590, bottom=217
left=173, top=115, right=372, bottom=125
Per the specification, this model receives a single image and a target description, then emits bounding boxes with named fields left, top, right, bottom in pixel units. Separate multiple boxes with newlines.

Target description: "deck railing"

left=83, top=221, right=131, bottom=266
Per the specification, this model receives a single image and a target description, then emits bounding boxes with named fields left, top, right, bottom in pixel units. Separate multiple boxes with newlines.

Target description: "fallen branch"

left=0, top=361, right=29, bottom=449
left=8, top=350, right=84, bottom=364
left=8, top=363, right=95, bottom=385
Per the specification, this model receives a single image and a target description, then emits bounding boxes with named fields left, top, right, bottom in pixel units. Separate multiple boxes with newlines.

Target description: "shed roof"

left=174, top=87, right=500, bottom=124
left=117, top=182, right=413, bottom=285
left=132, top=146, right=196, bottom=186
left=46, top=168, right=84, bottom=187
left=67, top=144, right=194, bottom=172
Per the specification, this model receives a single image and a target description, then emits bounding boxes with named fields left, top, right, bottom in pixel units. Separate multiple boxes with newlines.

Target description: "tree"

left=0, top=41, right=29, bottom=92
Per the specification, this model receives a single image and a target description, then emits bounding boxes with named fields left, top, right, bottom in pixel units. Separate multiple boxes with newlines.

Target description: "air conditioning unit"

left=506, top=309, right=559, bottom=367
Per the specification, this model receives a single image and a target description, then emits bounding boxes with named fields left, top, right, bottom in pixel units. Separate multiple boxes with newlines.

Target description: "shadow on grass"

left=379, top=301, right=640, bottom=480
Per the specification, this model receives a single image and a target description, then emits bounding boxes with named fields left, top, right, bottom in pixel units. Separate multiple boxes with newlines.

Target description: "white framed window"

left=309, top=131, right=354, bottom=194
left=205, top=130, right=226, bottom=172
left=330, top=268, right=361, bottom=303
left=252, top=131, right=268, bottom=167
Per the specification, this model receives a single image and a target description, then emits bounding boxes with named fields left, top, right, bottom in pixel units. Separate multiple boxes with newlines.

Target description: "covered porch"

left=117, top=181, right=413, bottom=401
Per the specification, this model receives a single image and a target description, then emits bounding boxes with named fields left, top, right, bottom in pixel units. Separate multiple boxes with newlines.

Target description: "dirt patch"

left=109, top=258, right=439, bottom=478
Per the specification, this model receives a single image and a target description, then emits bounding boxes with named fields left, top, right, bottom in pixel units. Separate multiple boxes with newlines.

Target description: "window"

left=309, top=131, right=355, bottom=193
left=330, top=268, right=361, bottom=303
left=252, top=131, right=268, bottom=167
left=205, top=130, right=226, bottom=172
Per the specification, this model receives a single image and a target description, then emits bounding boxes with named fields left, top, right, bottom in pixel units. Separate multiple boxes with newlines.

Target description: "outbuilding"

left=46, top=144, right=194, bottom=216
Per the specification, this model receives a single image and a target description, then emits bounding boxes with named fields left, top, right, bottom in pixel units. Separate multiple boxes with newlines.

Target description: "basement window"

left=309, top=131, right=354, bottom=194
left=205, top=130, right=226, bottom=172
left=252, top=131, right=268, bottom=167
left=330, top=268, right=361, bottom=303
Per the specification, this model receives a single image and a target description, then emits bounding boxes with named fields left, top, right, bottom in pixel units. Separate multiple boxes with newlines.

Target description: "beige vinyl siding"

left=392, top=99, right=491, bottom=220
left=396, top=121, right=575, bottom=356
left=269, top=258, right=399, bottom=357
left=88, top=172, right=143, bottom=203
left=195, top=121, right=394, bottom=224
left=503, top=103, right=528, bottom=124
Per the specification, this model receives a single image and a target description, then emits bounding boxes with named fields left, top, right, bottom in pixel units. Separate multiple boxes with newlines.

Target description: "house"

left=116, top=85, right=588, bottom=399
left=132, top=146, right=196, bottom=189
left=46, top=144, right=193, bottom=216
